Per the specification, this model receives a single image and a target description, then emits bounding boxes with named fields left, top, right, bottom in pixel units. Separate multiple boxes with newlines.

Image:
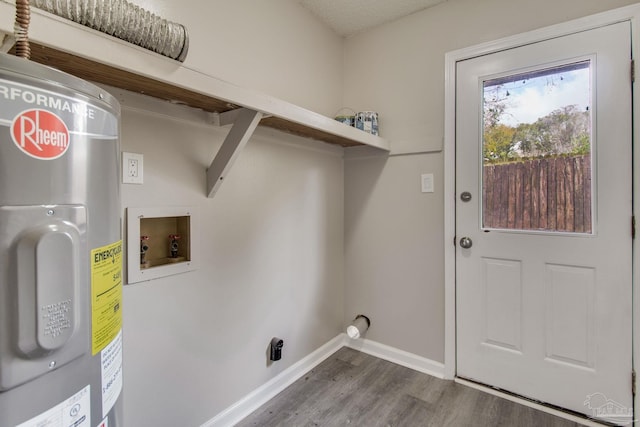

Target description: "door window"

left=482, top=61, right=593, bottom=233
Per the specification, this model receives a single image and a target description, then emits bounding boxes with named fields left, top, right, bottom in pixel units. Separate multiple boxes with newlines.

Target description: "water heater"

left=0, top=53, right=123, bottom=426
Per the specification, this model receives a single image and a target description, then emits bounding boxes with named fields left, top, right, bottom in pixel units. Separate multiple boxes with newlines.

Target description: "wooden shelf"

left=0, top=2, right=389, bottom=151
left=25, top=42, right=239, bottom=116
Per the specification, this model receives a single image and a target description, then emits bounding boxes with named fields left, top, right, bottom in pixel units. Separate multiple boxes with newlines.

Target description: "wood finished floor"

left=235, top=347, right=585, bottom=427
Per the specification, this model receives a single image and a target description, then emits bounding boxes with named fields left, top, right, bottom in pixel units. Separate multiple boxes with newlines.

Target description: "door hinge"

left=632, top=216, right=636, bottom=239
left=453, top=236, right=456, bottom=247
left=632, top=370, right=636, bottom=396
left=632, top=60, right=636, bottom=83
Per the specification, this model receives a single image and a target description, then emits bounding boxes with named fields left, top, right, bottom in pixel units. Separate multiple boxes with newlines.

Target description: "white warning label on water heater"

left=16, top=385, right=90, bottom=427
left=101, top=330, right=123, bottom=418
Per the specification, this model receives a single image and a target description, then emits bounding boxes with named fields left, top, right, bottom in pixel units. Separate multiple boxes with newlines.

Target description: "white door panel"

left=456, top=22, right=632, bottom=419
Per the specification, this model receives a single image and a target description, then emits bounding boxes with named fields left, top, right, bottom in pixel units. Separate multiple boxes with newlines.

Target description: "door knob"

left=459, top=237, right=473, bottom=249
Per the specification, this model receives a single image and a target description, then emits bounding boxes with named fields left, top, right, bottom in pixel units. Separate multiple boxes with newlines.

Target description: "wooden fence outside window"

left=482, top=155, right=592, bottom=233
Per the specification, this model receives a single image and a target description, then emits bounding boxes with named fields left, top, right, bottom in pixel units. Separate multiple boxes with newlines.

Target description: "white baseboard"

left=200, top=334, right=345, bottom=427
left=201, top=334, right=445, bottom=427
left=344, top=335, right=446, bottom=379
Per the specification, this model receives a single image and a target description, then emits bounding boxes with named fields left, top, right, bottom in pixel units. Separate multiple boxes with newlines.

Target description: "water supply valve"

left=168, top=234, right=180, bottom=258
left=140, top=235, right=150, bottom=266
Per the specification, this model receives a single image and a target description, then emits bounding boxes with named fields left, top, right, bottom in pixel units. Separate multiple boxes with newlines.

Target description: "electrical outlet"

left=122, top=152, right=143, bottom=184
left=128, top=158, right=139, bottom=178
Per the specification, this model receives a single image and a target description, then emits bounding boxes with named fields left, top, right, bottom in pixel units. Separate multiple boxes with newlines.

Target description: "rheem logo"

left=11, top=109, right=70, bottom=160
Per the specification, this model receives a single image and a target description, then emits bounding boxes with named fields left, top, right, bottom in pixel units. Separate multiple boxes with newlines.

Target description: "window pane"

left=482, top=61, right=592, bottom=233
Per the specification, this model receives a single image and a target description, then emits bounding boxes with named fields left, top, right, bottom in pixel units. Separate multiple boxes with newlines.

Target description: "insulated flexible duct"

left=32, top=0, right=188, bottom=62
left=14, top=0, right=31, bottom=59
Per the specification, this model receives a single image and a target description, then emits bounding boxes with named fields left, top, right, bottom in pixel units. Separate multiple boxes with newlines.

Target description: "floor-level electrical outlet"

left=122, top=152, right=144, bottom=184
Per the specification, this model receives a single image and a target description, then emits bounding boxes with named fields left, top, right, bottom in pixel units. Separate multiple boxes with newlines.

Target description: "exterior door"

left=456, top=22, right=633, bottom=421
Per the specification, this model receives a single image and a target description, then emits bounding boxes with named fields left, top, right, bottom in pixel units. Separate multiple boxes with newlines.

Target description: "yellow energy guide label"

left=91, top=240, right=123, bottom=355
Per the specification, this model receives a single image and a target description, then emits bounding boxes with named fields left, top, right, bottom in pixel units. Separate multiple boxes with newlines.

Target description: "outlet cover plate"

left=122, top=152, right=143, bottom=184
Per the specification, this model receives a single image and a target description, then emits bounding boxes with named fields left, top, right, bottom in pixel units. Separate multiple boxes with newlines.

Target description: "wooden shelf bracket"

left=206, top=108, right=263, bottom=198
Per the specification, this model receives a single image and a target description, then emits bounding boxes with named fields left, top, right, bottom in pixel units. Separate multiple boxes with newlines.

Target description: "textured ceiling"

left=297, top=0, right=448, bottom=36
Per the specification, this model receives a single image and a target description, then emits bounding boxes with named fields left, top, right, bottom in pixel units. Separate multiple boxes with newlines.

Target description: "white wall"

left=115, top=1, right=347, bottom=425
left=344, top=150, right=444, bottom=360
left=343, top=0, right=639, bottom=364
left=131, top=0, right=345, bottom=118
left=120, top=105, right=345, bottom=426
